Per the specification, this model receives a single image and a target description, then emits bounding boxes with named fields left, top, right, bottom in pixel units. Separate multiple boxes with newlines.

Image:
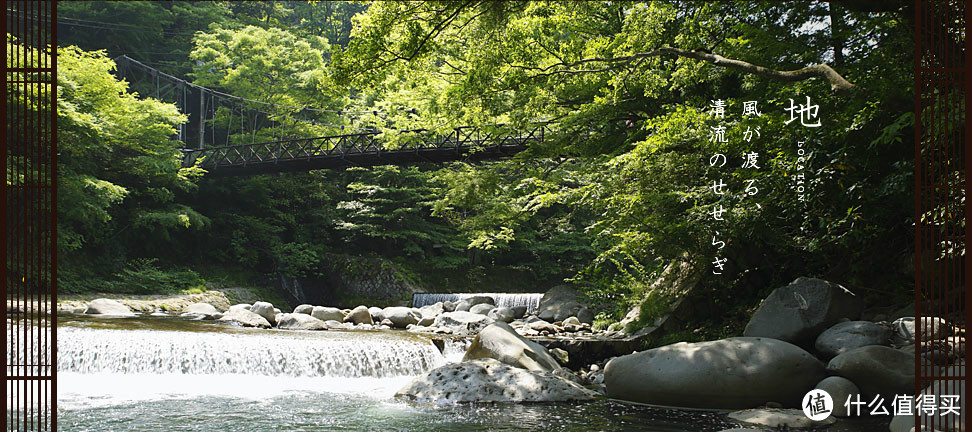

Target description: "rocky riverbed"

left=56, top=277, right=964, bottom=431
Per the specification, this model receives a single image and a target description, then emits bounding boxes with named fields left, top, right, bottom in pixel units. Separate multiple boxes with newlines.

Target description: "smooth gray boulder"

left=368, top=307, right=385, bottom=322
left=743, top=277, right=862, bottom=346
left=892, top=316, right=950, bottom=346
left=537, top=285, right=582, bottom=322
left=604, top=337, right=825, bottom=409
left=814, top=321, right=892, bottom=358
left=218, top=308, right=271, bottom=328
left=889, top=362, right=964, bottom=432
left=469, top=303, right=495, bottom=315
left=383, top=306, right=421, bottom=328
left=463, top=321, right=561, bottom=371
left=84, top=298, right=135, bottom=316
left=249, top=301, right=277, bottom=325
left=814, top=376, right=861, bottom=417
left=455, top=296, right=495, bottom=312
left=228, top=303, right=251, bottom=311
left=442, top=301, right=456, bottom=312
left=510, top=305, right=528, bottom=319
left=276, top=313, right=327, bottom=330
left=433, top=311, right=494, bottom=334
left=419, top=302, right=444, bottom=319
left=183, top=302, right=219, bottom=315
left=826, top=345, right=914, bottom=398
left=293, top=304, right=313, bottom=314
left=396, top=358, right=597, bottom=403
left=343, top=305, right=373, bottom=325
left=577, top=307, right=595, bottom=324
left=487, top=307, right=516, bottom=323
left=311, top=306, right=345, bottom=322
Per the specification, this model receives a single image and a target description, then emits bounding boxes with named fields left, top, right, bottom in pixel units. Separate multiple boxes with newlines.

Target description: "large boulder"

left=487, top=307, right=516, bottom=323
left=382, top=307, right=421, bottom=328
left=218, top=308, right=271, bottom=328
left=183, top=302, right=219, bottom=315
left=311, top=306, right=345, bottom=322
left=889, top=362, right=965, bottom=432
left=469, top=303, right=495, bottom=315
left=293, top=304, right=313, bottom=314
left=463, top=322, right=561, bottom=372
left=454, top=296, right=495, bottom=312
left=814, top=321, right=892, bottom=358
left=433, top=311, right=494, bottom=334
left=892, top=316, right=950, bottom=346
left=84, top=298, right=135, bottom=316
left=604, top=337, right=826, bottom=409
left=396, top=358, right=597, bottom=403
left=537, top=285, right=582, bottom=322
left=814, top=376, right=861, bottom=417
left=276, top=313, right=327, bottom=330
left=343, top=305, right=373, bottom=325
left=228, top=303, right=251, bottom=312
left=825, top=345, right=914, bottom=398
left=419, top=302, right=444, bottom=319
left=743, top=277, right=862, bottom=346
left=369, top=307, right=385, bottom=322
left=249, top=301, right=277, bottom=326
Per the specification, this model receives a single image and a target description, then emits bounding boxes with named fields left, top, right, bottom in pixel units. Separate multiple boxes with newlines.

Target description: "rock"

left=419, top=302, right=444, bottom=320
left=293, top=304, right=313, bottom=314
left=487, top=307, right=516, bottom=323
left=311, top=306, right=345, bottom=322
left=563, top=316, right=581, bottom=326
left=892, top=317, right=950, bottom=346
left=889, top=362, right=964, bottom=432
left=249, top=302, right=277, bottom=325
left=343, top=305, right=373, bottom=325
left=743, top=277, right=862, bottom=346
left=814, top=321, right=892, bottom=358
left=218, top=309, right=271, bottom=328
left=442, top=301, right=456, bottom=312
left=433, top=311, right=494, bottom=334
left=550, top=348, right=569, bottom=365
left=527, top=319, right=560, bottom=333
left=383, top=306, right=421, bottom=328
left=229, top=303, right=251, bottom=311
left=948, top=336, right=965, bottom=357
left=537, top=285, right=583, bottom=322
left=814, top=376, right=861, bottom=417
left=455, top=296, right=495, bottom=312
left=826, top=345, right=914, bottom=398
left=273, top=307, right=281, bottom=314
left=604, top=337, right=826, bottom=409
left=323, top=320, right=347, bottom=330
left=469, top=303, right=495, bottom=315
left=369, top=307, right=384, bottom=322
left=463, top=322, right=561, bottom=372
left=396, top=358, right=597, bottom=403
left=84, top=299, right=135, bottom=316
left=184, top=302, right=219, bottom=315
left=577, top=307, right=595, bottom=324
left=728, top=408, right=835, bottom=428
left=276, top=313, right=327, bottom=330
left=510, top=305, right=527, bottom=319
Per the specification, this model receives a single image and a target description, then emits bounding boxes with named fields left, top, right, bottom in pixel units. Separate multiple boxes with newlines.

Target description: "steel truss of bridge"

left=182, top=124, right=548, bottom=177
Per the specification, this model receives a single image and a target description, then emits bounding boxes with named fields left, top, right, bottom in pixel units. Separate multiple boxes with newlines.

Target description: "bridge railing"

left=181, top=123, right=549, bottom=172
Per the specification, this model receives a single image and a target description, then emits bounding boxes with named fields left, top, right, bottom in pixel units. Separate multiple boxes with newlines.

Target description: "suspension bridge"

left=114, top=56, right=548, bottom=177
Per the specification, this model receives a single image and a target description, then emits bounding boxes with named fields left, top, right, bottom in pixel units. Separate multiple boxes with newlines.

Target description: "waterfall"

left=412, top=293, right=543, bottom=313
left=55, top=326, right=444, bottom=378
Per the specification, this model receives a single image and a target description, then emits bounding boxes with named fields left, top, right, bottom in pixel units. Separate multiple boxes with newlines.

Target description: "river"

left=7, top=314, right=891, bottom=431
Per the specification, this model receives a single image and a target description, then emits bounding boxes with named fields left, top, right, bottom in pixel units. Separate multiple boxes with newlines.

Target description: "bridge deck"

left=182, top=125, right=546, bottom=176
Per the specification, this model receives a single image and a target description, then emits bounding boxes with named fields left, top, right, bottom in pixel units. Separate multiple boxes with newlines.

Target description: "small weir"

left=412, top=293, right=543, bottom=313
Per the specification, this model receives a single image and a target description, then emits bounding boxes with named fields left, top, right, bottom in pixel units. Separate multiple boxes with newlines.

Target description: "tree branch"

left=525, top=47, right=857, bottom=95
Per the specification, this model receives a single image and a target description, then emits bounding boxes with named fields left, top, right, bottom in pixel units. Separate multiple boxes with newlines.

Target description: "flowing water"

left=7, top=315, right=892, bottom=431
left=412, top=293, right=544, bottom=314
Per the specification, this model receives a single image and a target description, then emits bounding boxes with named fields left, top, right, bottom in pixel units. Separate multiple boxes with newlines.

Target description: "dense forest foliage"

left=9, top=1, right=935, bottom=333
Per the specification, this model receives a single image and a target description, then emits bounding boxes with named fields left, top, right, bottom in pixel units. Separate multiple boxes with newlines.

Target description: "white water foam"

left=412, top=293, right=543, bottom=313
